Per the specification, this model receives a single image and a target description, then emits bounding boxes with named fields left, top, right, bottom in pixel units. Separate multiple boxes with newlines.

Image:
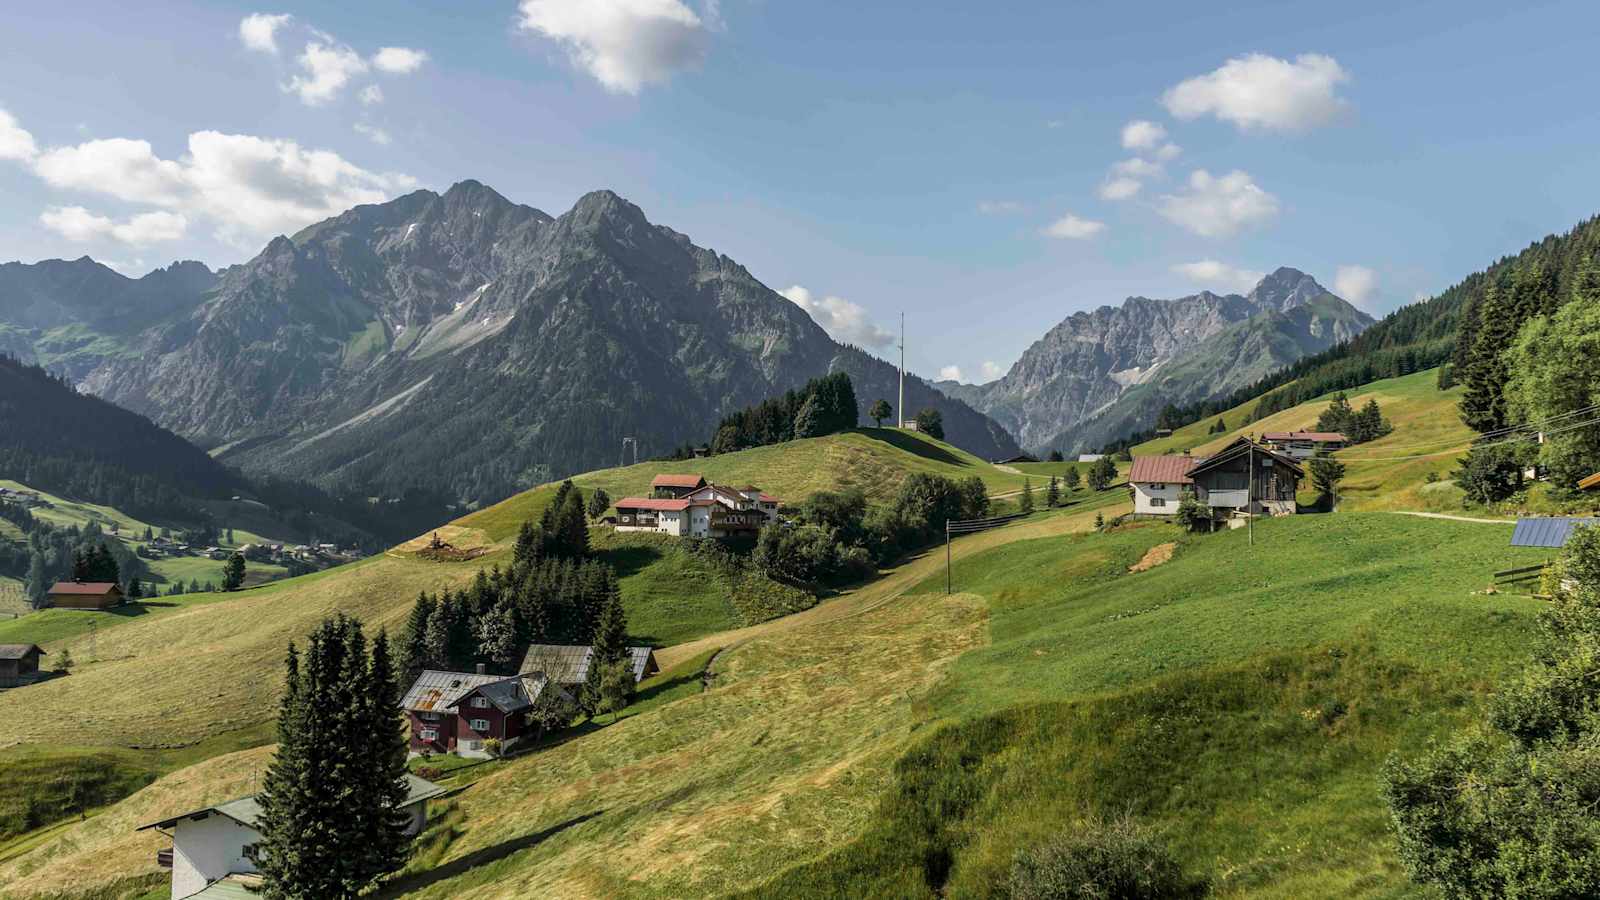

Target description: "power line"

left=1335, top=414, right=1600, bottom=462
left=1332, top=403, right=1600, bottom=455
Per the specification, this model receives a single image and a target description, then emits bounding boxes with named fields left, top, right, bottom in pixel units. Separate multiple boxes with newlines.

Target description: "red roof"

left=651, top=474, right=705, bottom=489
left=47, top=581, right=122, bottom=596
left=616, top=497, right=690, bottom=512
left=1262, top=431, right=1347, bottom=443
left=1128, top=456, right=1202, bottom=485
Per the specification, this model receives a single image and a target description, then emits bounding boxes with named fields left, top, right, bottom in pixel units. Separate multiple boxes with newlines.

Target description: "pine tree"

left=70, top=549, right=90, bottom=582
left=1046, top=476, right=1061, bottom=508
left=1063, top=466, right=1081, bottom=491
left=127, top=578, right=143, bottom=600
left=793, top=395, right=825, bottom=439
left=557, top=487, right=590, bottom=559
left=1019, top=478, right=1035, bottom=514
left=586, top=488, right=612, bottom=521
left=512, top=520, right=543, bottom=574
left=422, top=596, right=455, bottom=671
left=399, top=592, right=435, bottom=683
left=222, top=553, right=247, bottom=591
left=25, top=549, right=48, bottom=608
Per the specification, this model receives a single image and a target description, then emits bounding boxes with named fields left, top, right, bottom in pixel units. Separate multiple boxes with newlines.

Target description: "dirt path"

left=1387, top=511, right=1514, bottom=525
left=656, top=500, right=1129, bottom=670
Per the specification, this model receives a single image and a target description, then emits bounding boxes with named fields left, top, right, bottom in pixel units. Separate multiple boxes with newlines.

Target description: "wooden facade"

left=0, top=644, right=45, bottom=688
left=46, top=581, right=125, bottom=610
left=1187, top=439, right=1302, bottom=517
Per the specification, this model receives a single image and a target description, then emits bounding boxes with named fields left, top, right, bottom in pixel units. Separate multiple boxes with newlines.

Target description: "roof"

left=1579, top=472, right=1600, bottom=491
left=469, top=674, right=549, bottom=714
left=520, top=645, right=657, bottom=684
left=400, top=669, right=502, bottom=711
left=651, top=474, right=706, bottom=489
left=139, top=774, right=445, bottom=832
left=615, top=497, right=691, bottom=512
left=1187, top=438, right=1304, bottom=477
left=47, top=581, right=121, bottom=596
left=1511, top=517, right=1600, bottom=548
left=0, top=644, right=45, bottom=660
left=1128, top=455, right=1202, bottom=485
left=1263, top=431, right=1348, bottom=443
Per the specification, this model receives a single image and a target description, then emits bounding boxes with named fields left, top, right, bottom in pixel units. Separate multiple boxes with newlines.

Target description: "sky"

left=3, top=0, right=1599, bottom=384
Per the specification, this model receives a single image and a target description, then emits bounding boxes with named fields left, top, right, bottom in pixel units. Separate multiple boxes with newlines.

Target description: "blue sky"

left=2, top=1, right=1598, bottom=383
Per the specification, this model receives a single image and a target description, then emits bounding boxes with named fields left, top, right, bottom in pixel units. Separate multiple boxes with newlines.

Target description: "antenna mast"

left=897, top=312, right=905, bottom=428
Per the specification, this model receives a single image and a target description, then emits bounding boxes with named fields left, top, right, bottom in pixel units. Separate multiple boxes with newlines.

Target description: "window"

left=1151, top=483, right=1166, bottom=490
left=418, top=711, right=440, bottom=722
left=471, top=697, right=490, bottom=708
left=418, top=728, right=438, bottom=741
left=1149, top=497, right=1167, bottom=508
left=470, top=718, right=490, bottom=732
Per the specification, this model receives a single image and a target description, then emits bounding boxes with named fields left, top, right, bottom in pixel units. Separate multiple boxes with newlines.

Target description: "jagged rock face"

left=8, top=182, right=1017, bottom=504
left=947, top=268, right=1373, bottom=452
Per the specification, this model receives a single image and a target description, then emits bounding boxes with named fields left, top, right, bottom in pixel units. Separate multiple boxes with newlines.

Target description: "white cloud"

left=39, top=206, right=188, bottom=246
left=1172, top=259, right=1266, bottom=294
left=1156, top=169, right=1278, bottom=238
left=239, top=13, right=292, bottom=54
left=1099, top=177, right=1141, bottom=201
left=287, top=40, right=369, bottom=105
left=1154, top=142, right=1182, bottom=161
left=33, top=138, right=189, bottom=205
left=516, top=0, right=714, bottom=94
left=1120, top=119, right=1167, bottom=151
left=780, top=285, right=895, bottom=350
left=1162, top=53, right=1351, bottom=133
left=354, top=122, right=392, bottom=145
left=1111, top=157, right=1163, bottom=179
left=0, top=107, right=37, bottom=161
left=372, top=47, right=428, bottom=74
left=1334, top=264, right=1378, bottom=308
left=977, top=200, right=1024, bottom=215
left=1042, top=213, right=1106, bottom=240
left=939, top=365, right=963, bottom=382
left=979, top=360, right=1004, bottom=381
left=359, top=85, right=385, bottom=105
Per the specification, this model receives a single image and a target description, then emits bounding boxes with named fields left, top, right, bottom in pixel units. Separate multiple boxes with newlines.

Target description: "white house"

left=138, top=774, right=445, bottom=900
left=1128, top=455, right=1201, bottom=516
left=615, top=481, right=779, bottom=538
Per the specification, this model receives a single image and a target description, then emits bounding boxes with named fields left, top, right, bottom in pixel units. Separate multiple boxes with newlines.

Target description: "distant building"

left=615, top=482, right=780, bottom=538
left=1077, top=454, right=1106, bottom=463
left=1261, top=431, right=1348, bottom=460
left=1128, top=455, right=1201, bottom=516
left=1129, top=438, right=1303, bottom=520
left=651, top=474, right=707, bottom=498
left=138, top=775, right=445, bottom=899
left=519, top=644, right=660, bottom=686
left=0, top=644, right=45, bottom=688
left=997, top=453, right=1039, bottom=465
left=400, top=667, right=561, bottom=758
left=46, top=581, right=125, bottom=610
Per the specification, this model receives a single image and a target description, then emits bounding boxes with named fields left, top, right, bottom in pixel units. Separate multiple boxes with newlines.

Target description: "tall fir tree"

left=1046, top=476, right=1061, bottom=508
left=399, top=592, right=435, bottom=682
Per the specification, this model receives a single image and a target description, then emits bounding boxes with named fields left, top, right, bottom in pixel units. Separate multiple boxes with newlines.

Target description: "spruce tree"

left=1064, top=466, right=1081, bottom=491
left=586, top=488, right=612, bottom=521
left=1046, top=476, right=1061, bottom=508
left=222, top=553, right=247, bottom=591
left=1019, top=478, right=1035, bottom=514
left=399, top=592, right=435, bottom=682
left=557, top=487, right=590, bottom=559
left=793, top=395, right=825, bottom=439
left=25, top=550, right=48, bottom=608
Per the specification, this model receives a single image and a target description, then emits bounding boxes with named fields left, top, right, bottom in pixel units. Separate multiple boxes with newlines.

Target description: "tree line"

left=704, top=372, right=861, bottom=456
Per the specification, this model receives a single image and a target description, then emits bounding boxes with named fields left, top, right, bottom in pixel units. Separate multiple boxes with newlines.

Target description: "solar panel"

left=1511, top=518, right=1600, bottom=548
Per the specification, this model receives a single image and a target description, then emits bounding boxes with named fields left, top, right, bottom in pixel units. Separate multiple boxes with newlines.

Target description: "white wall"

left=1132, top=482, right=1182, bottom=516
left=170, top=814, right=258, bottom=899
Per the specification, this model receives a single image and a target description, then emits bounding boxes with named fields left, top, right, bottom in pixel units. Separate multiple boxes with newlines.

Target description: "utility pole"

left=897, top=312, right=906, bottom=428
left=1247, top=448, right=1255, bottom=548
left=945, top=519, right=952, bottom=595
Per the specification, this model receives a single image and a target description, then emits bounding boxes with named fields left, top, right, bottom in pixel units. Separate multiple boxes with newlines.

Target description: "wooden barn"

left=46, top=581, right=125, bottom=610
left=0, top=643, right=45, bottom=688
left=1186, top=437, right=1303, bottom=519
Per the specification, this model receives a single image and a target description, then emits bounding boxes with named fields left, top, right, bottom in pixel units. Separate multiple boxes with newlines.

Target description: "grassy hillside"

left=1132, top=368, right=1476, bottom=512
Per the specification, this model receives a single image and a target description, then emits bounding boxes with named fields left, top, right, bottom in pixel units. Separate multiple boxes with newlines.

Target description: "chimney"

left=475, top=663, right=486, bottom=675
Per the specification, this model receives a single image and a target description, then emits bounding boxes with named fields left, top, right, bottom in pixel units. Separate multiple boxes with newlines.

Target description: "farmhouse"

left=401, top=667, right=563, bottom=758
left=1129, top=438, right=1303, bottom=520
left=651, top=474, right=707, bottom=498
left=1261, top=431, right=1349, bottom=460
left=46, top=581, right=125, bottom=610
left=519, top=644, right=660, bottom=686
left=137, top=774, right=445, bottom=900
left=615, top=481, right=780, bottom=538
left=0, top=643, right=45, bottom=688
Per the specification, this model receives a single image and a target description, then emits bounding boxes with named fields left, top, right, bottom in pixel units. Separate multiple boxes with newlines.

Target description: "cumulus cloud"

left=1154, top=143, right=1182, bottom=161
left=979, top=361, right=1005, bottom=381
left=516, top=0, right=715, bottom=94
left=239, top=13, right=292, bottom=54
left=33, top=138, right=189, bottom=205
left=287, top=40, right=370, bottom=105
left=1120, top=119, right=1167, bottom=151
left=1042, top=213, right=1106, bottom=240
left=939, top=365, right=963, bottom=382
left=1334, top=264, right=1378, bottom=308
left=1156, top=169, right=1278, bottom=238
left=780, top=285, right=895, bottom=350
left=372, top=47, right=428, bottom=74
left=1162, top=53, right=1350, bottom=133
left=359, top=85, right=384, bottom=105
left=977, top=200, right=1024, bottom=215
left=354, top=122, right=392, bottom=145
left=39, top=206, right=188, bottom=246
left=1111, top=157, right=1163, bottom=179
left=0, top=107, right=38, bottom=161
left=1172, top=259, right=1266, bottom=294
left=1099, top=178, right=1141, bottom=201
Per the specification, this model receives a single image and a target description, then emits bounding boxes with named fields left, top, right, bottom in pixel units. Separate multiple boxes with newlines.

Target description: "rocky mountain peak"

left=1247, top=267, right=1329, bottom=313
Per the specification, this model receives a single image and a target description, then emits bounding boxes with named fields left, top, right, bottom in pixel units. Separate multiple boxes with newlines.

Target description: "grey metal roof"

left=519, top=645, right=658, bottom=684
left=1511, top=517, right=1600, bottom=548
left=0, top=644, right=44, bottom=660
left=139, top=774, right=445, bottom=832
left=400, top=669, right=501, bottom=712
left=472, top=674, right=551, bottom=714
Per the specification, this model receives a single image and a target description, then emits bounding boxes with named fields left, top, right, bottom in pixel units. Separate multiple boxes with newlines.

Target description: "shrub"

left=1453, top=443, right=1530, bottom=504
left=482, top=738, right=501, bottom=757
left=1008, top=816, right=1208, bottom=900
left=1173, top=492, right=1211, bottom=534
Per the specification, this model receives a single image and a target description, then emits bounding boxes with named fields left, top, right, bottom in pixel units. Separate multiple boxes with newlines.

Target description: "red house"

left=400, top=667, right=561, bottom=758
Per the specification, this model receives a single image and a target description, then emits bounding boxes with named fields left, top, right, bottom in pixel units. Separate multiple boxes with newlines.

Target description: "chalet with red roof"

left=1130, top=438, right=1303, bottom=520
left=650, top=474, right=707, bottom=498
left=46, top=581, right=125, bottom=610
left=401, top=665, right=567, bottom=758
left=615, top=478, right=780, bottom=538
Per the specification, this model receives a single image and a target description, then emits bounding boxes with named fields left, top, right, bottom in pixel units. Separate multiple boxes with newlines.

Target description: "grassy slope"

left=1131, top=368, right=1475, bottom=512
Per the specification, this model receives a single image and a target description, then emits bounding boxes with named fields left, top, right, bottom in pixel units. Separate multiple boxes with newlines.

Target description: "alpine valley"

left=0, top=182, right=1020, bottom=507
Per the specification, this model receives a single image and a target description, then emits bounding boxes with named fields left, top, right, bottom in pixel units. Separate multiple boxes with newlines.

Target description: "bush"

left=481, top=738, right=501, bottom=757
left=1453, top=443, right=1530, bottom=504
left=1173, top=493, right=1211, bottom=534
left=1008, top=816, right=1208, bottom=900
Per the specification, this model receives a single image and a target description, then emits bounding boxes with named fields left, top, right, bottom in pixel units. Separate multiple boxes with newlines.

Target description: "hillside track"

left=1387, top=511, right=1515, bottom=525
